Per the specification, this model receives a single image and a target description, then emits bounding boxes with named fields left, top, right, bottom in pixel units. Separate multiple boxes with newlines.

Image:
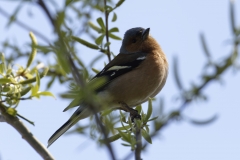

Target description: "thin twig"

left=134, top=120, right=142, bottom=160
left=94, top=110, right=116, bottom=160
left=0, top=7, right=51, bottom=44
left=104, top=0, right=111, bottom=62
left=0, top=97, right=31, bottom=103
left=0, top=103, right=54, bottom=160
left=37, top=0, right=55, bottom=26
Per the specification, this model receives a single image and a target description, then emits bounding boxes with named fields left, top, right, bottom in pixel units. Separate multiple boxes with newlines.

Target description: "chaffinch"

left=48, top=27, right=168, bottom=147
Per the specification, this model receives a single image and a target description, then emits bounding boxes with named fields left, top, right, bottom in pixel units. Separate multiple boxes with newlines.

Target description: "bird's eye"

left=132, top=39, right=137, bottom=43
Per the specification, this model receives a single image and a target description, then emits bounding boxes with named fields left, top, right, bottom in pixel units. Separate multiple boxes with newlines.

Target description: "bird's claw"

left=130, top=109, right=141, bottom=122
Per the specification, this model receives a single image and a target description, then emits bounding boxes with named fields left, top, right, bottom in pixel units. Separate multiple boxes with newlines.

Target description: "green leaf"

left=63, top=97, right=82, bottom=112
left=0, top=53, right=5, bottom=62
left=0, top=63, right=5, bottom=74
left=31, top=70, right=40, bottom=96
left=141, top=129, right=152, bottom=144
left=173, top=56, right=184, bottom=90
left=88, top=76, right=107, bottom=91
left=144, top=98, right=153, bottom=123
left=97, top=17, right=105, bottom=30
left=118, top=130, right=130, bottom=142
left=6, top=3, right=22, bottom=27
left=35, top=91, right=55, bottom=98
left=7, top=108, right=17, bottom=116
left=72, top=36, right=99, bottom=50
left=121, top=143, right=131, bottom=147
left=230, top=1, right=236, bottom=34
left=109, top=27, right=119, bottom=32
left=92, top=68, right=100, bottom=74
left=115, top=125, right=131, bottom=130
left=0, top=78, right=12, bottom=84
left=26, top=32, right=38, bottom=68
left=88, top=22, right=102, bottom=33
left=115, top=0, right=125, bottom=9
left=147, top=116, right=158, bottom=122
left=135, top=105, right=142, bottom=114
left=36, top=70, right=40, bottom=89
left=56, top=11, right=65, bottom=26
left=188, top=114, right=218, bottom=125
left=20, top=86, right=31, bottom=96
left=104, top=42, right=111, bottom=48
left=47, top=76, right=56, bottom=89
left=200, top=33, right=211, bottom=59
left=65, top=0, right=74, bottom=6
left=111, top=13, right=117, bottom=22
left=109, top=33, right=122, bottom=40
left=99, top=133, right=121, bottom=143
left=95, top=35, right=105, bottom=45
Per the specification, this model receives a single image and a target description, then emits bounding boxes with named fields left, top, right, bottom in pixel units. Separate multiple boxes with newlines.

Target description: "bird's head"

left=120, top=27, right=159, bottom=54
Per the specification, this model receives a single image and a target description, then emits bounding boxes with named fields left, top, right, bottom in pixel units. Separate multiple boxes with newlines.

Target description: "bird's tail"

left=47, top=119, right=73, bottom=147
left=47, top=107, right=89, bottom=147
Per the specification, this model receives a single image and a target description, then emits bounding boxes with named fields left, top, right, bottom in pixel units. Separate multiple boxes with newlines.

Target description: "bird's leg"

left=118, top=102, right=141, bottom=122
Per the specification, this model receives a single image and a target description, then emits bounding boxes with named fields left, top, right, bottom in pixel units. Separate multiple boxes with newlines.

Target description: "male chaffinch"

left=48, top=27, right=168, bottom=147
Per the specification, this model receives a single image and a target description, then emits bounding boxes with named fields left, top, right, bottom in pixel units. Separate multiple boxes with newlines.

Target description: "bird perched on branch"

left=48, top=27, right=168, bottom=147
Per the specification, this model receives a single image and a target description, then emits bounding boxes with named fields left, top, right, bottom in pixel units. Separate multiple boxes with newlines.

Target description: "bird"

left=48, top=27, right=168, bottom=147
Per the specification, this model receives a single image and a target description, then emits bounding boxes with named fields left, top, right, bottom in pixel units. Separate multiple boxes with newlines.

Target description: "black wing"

left=92, top=52, right=147, bottom=92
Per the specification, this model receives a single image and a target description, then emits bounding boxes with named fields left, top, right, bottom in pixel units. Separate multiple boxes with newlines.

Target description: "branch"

left=93, top=110, right=116, bottom=160
left=37, top=0, right=55, bottom=26
left=104, top=0, right=111, bottom=62
left=0, top=97, right=31, bottom=103
left=134, top=120, right=142, bottom=160
left=0, top=103, right=54, bottom=160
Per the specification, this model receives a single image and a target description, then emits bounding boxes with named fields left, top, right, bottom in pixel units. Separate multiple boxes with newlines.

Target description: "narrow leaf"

left=115, top=125, right=131, bottom=130
left=135, top=105, right=142, bottom=114
left=99, top=134, right=121, bottom=143
left=92, top=68, right=100, bottom=74
left=104, top=42, right=111, bottom=48
left=36, top=70, right=40, bottom=89
left=144, top=98, right=152, bottom=123
left=30, top=71, right=39, bottom=96
left=173, top=56, right=183, bottom=90
left=111, top=13, right=117, bottom=22
left=95, top=35, right=105, bottom=45
left=109, top=27, right=119, bottom=32
left=20, top=86, right=31, bottom=96
left=27, top=32, right=38, bottom=68
left=188, top=114, right=218, bottom=125
left=72, top=36, right=99, bottom=50
left=109, top=33, right=122, bottom=40
left=141, top=129, right=152, bottom=144
left=118, top=130, right=130, bottom=142
left=115, top=0, right=125, bottom=8
left=88, top=22, right=102, bottom=33
left=63, top=97, right=82, bottom=112
left=200, top=33, right=211, bottom=59
left=35, top=91, right=55, bottom=98
left=230, top=1, right=236, bottom=34
left=97, top=17, right=105, bottom=30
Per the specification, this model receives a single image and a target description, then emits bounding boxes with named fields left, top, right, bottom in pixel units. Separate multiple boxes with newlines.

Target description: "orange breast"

left=106, top=50, right=168, bottom=107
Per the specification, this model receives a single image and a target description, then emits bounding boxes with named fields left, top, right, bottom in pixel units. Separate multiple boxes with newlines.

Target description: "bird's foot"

left=118, top=102, right=141, bottom=122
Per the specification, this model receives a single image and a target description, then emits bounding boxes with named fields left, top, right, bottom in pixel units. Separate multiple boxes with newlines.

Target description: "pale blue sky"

left=0, top=0, right=240, bottom=160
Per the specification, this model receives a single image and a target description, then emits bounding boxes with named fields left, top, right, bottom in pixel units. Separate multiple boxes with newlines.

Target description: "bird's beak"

left=142, top=28, right=150, bottom=41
